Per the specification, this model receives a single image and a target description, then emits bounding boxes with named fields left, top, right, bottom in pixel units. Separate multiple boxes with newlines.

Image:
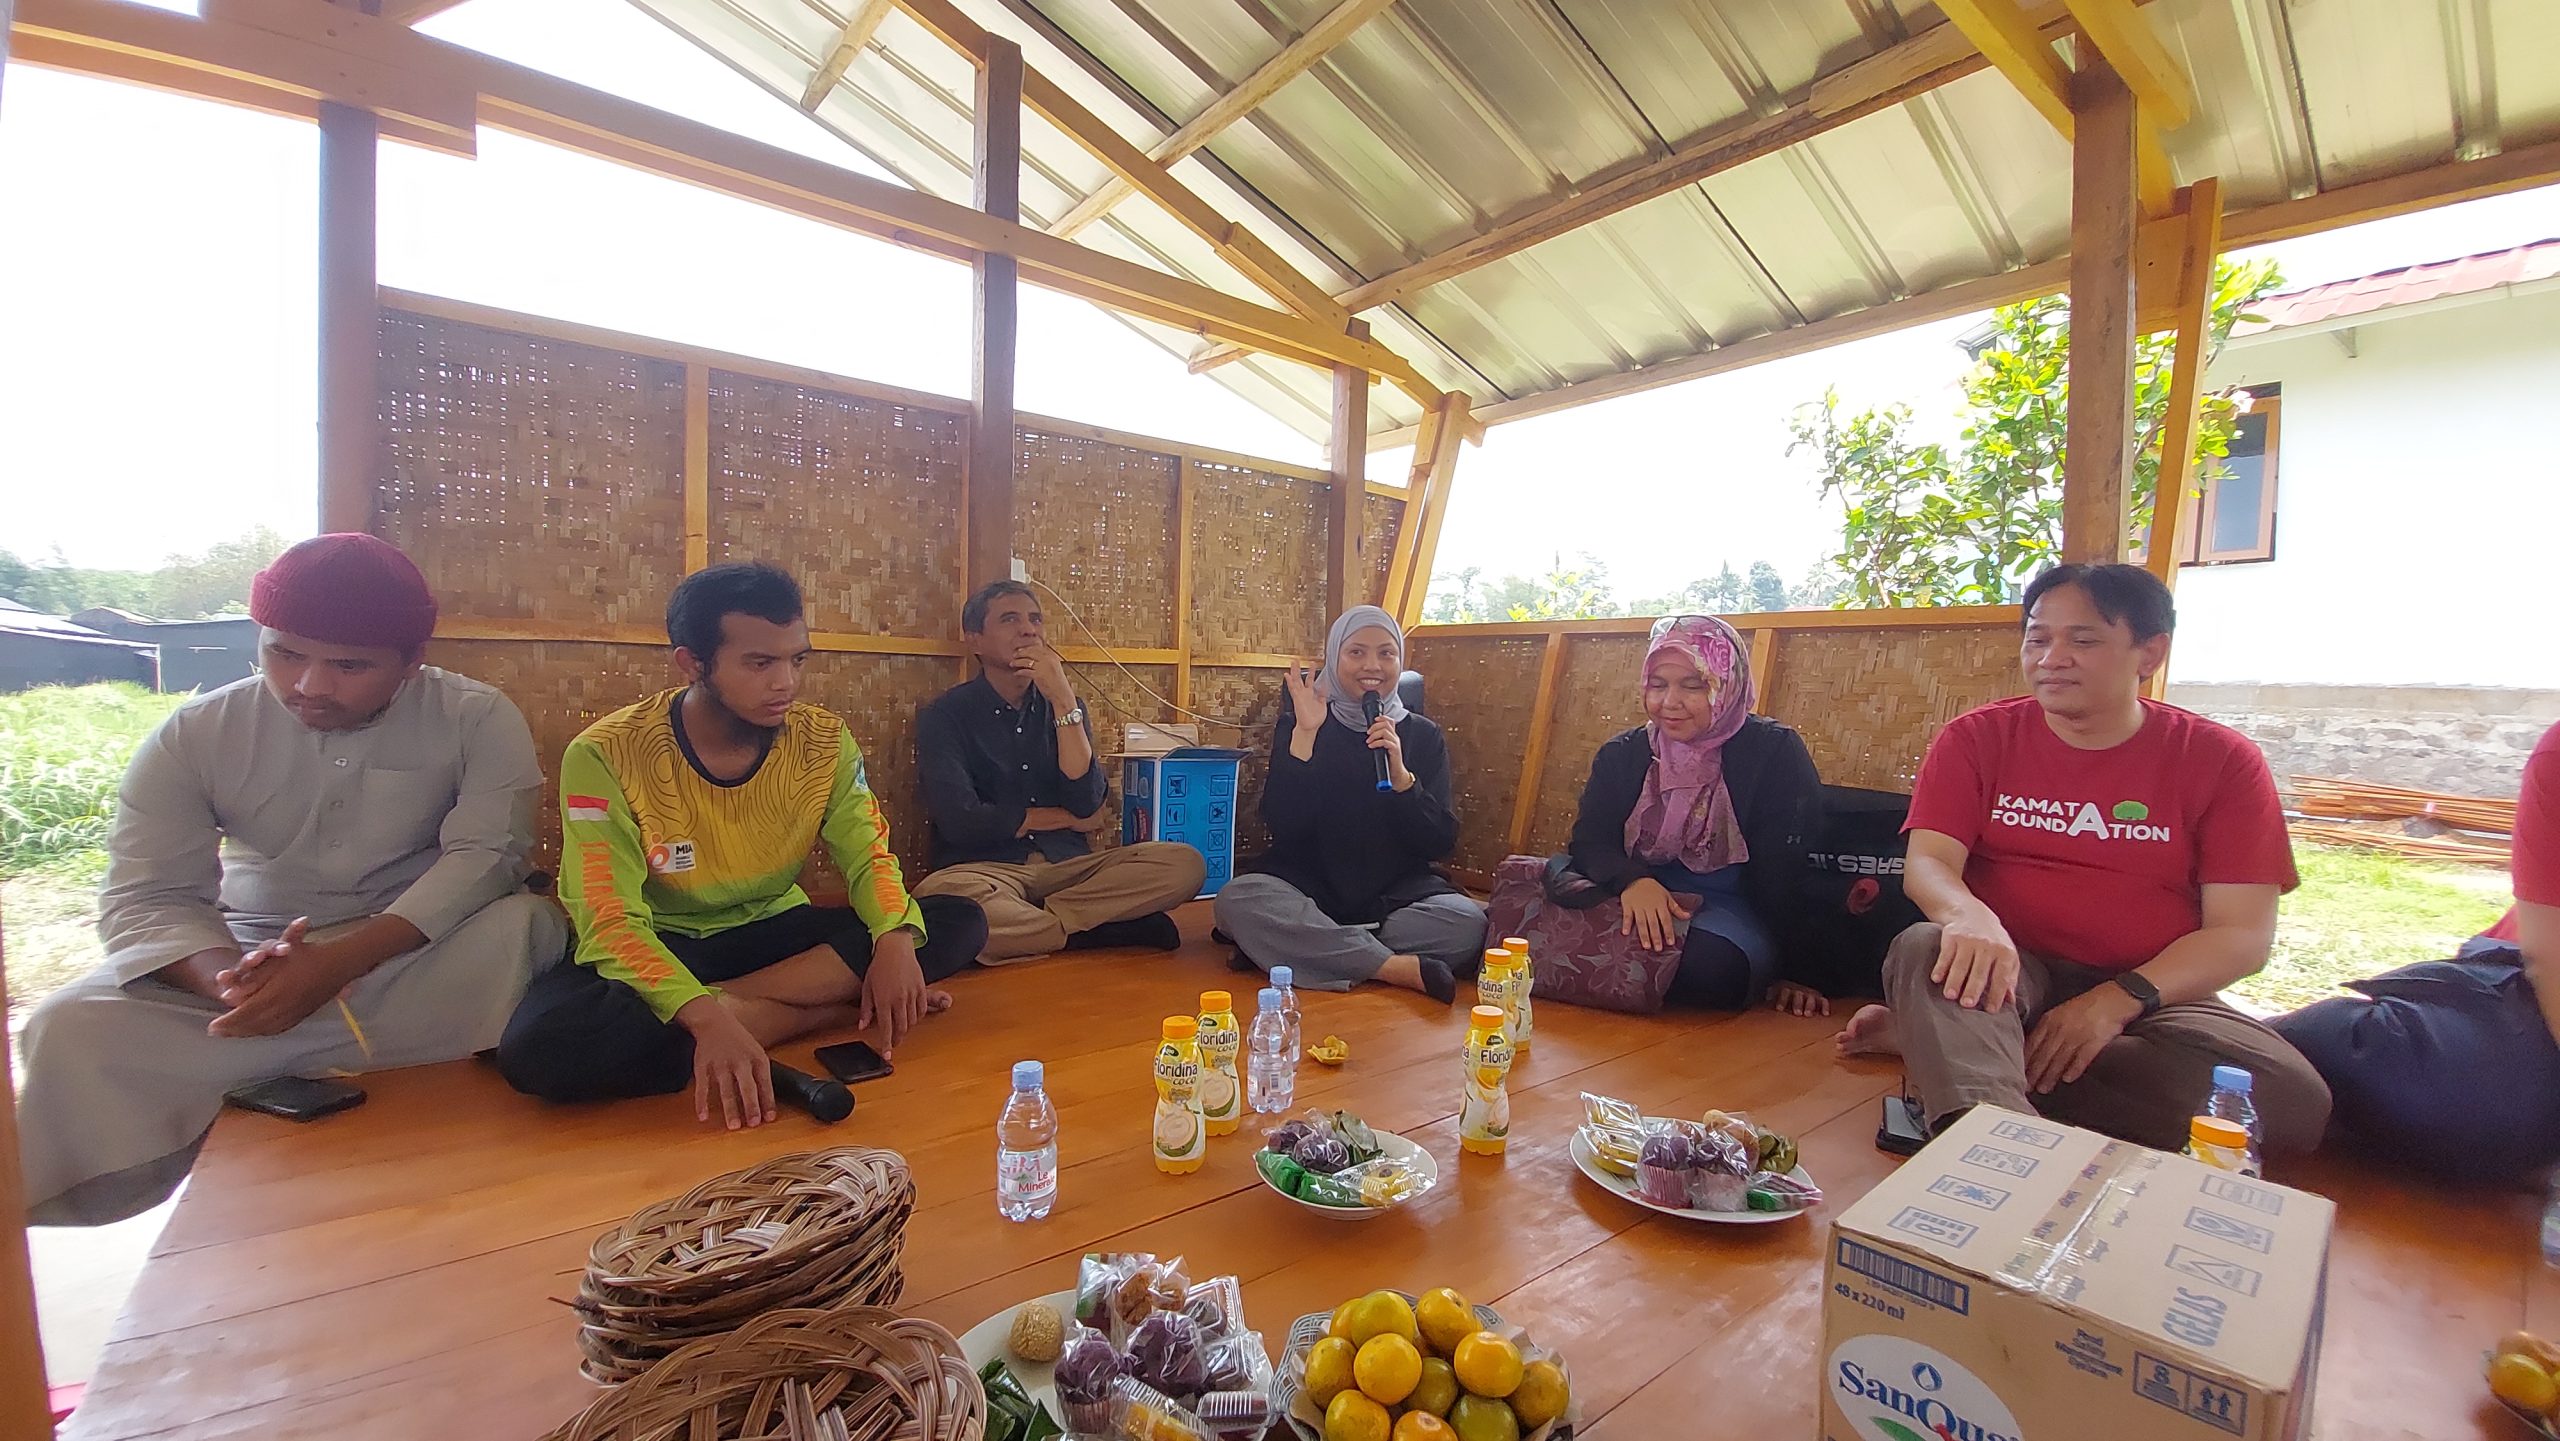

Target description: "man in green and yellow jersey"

left=496, top=563, right=985, bottom=1128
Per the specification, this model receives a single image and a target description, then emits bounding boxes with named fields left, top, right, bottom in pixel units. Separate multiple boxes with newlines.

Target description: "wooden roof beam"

left=1051, top=0, right=1396, bottom=240
left=1189, top=0, right=2128, bottom=375
left=2061, top=0, right=2193, bottom=128
left=378, top=0, right=468, bottom=23
left=1938, top=0, right=2173, bottom=216
left=800, top=0, right=895, bottom=112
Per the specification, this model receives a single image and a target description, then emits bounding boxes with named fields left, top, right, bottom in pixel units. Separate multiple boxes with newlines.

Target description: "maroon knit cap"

left=249, top=534, right=439, bottom=652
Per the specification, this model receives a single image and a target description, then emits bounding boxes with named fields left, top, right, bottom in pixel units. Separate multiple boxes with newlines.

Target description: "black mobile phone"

left=224, top=1075, right=367, bottom=1122
left=813, top=1040, right=894, bottom=1086
left=1876, top=1094, right=1929, bottom=1157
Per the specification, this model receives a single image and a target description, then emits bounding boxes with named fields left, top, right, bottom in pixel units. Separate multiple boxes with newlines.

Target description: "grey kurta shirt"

left=97, top=666, right=542, bottom=984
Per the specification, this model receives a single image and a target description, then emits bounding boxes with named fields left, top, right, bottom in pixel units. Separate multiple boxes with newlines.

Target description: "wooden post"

left=316, top=96, right=380, bottom=536
left=2142, top=178, right=2224, bottom=587
left=1325, top=321, right=1372, bottom=620
left=1748, top=625, right=1779, bottom=714
left=2061, top=54, right=2140, bottom=563
left=1505, top=631, right=1569, bottom=853
left=966, top=38, right=1023, bottom=596
left=1173, top=459, right=1196, bottom=710
left=1388, top=393, right=1469, bottom=627
left=682, top=364, right=710, bottom=573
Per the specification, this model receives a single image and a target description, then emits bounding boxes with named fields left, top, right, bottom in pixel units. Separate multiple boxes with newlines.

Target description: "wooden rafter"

left=2060, top=0, right=2192, bottom=128
left=2142, top=176, right=2223, bottom=588
left=799, top=0, right=895, bottom=112
left=12, top=0, right=1424, bottom=385
left=377, top=0, right=467, bottom=23
left=1050, top=0, right=1396, bottom=239
left=1190, top=0, right=2118, bottom=375
left=1937, top=0, right=2175, bottom=217
left=2060, top=54, right=2140, bottom=563
left=1325, top=319, right=1372, bottom=619
left=1385, top=393, right=1469, bottom=626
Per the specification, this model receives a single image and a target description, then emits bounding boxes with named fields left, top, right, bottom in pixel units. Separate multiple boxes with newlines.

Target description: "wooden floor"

left=56, top=908, right=2550, bottom=1440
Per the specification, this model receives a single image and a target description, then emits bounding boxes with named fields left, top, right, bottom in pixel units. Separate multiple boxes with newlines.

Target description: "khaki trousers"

left=1883, top=921, right=2332, bottom=1155
left=913, top=841, right=1205, bottom=961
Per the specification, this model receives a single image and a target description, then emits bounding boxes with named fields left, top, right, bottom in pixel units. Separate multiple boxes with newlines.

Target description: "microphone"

left=1362, top=690, right=1392, bottom=791
left=770, top=1060, right=855, bottom=1124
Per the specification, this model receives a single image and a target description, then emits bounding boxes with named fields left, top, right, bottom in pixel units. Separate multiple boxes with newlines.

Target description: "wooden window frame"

left=2176, top=390, right=2280, bottom=565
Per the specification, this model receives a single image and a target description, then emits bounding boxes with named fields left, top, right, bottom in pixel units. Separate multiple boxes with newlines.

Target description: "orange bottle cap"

left=2190, top=1116, right=2248, bottom=1149
left=1162, top=1016, right=1198, bottom=1040
left=1482, top=947, right=1513, bottom=965
left=1200, top=990, right=1232, bottom=1013
left=1502, top=937, right=1530, bottom=951
left=1470, top=1006, right=1507, bottom=1027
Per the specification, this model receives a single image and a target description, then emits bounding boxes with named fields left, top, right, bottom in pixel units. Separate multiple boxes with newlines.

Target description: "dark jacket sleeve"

left=1261, top=713, right=1324, bottom=846
left=1568, top=730, right=1652, bottom=893
left=915, top=697, right=1024, bottom=853
left=1388, top=717, right=1461, bottom=861
left=1059, top=716, right=1107, bottom=818
left=1734, top=720, right=1827, bottom=987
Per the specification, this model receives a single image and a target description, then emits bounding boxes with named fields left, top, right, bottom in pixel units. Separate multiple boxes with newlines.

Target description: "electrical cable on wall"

left=1018, top=575, right=1269, bottom=747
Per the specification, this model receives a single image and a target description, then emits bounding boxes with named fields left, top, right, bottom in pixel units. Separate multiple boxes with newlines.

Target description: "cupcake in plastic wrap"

left=1634, top=1131, right=1698, bottom=1208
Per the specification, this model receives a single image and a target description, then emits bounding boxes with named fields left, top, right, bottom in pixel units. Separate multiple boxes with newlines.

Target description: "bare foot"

left=924, top=988, right=955, bottom=1015
left=1835, top=1003, right=1901, bottom=1058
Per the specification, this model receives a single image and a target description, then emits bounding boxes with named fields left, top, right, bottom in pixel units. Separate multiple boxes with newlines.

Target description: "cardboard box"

left=1119, top=748, right=1248, bottom=896
left=1821, top=1106, right=2331, bottom=1441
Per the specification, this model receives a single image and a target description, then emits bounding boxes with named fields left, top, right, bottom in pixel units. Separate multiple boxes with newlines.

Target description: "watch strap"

left=2109, top=971, right=2163, bottom=1016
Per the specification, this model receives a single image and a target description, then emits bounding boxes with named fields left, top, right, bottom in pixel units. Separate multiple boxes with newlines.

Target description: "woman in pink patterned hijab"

left=1625, top=614, right=1755, bottom=874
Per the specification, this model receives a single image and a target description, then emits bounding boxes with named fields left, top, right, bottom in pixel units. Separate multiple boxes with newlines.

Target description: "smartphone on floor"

left=813, top=1040, right=894, bottom=1086
left=1877, top=1094, right=1929, bottom=1156
left=224, top=1075, right=367, bottom=1122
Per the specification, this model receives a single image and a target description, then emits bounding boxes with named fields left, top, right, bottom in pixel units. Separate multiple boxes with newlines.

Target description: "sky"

left=5, top=0, right=2559, bottom=603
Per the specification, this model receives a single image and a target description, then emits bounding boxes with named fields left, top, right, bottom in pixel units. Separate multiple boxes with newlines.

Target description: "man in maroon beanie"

left=16, top=533, right=567, bottom=1225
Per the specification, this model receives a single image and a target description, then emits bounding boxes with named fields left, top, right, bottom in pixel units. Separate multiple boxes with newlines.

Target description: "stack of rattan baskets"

left=541, top=1306, right=985, bottom=1441
left=569, top=1146, right=917, bottom=1385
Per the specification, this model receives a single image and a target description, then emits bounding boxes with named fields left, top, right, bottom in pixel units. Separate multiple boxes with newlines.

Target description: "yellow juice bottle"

left=1503, top=934, right=1536, bottom=1054
left=1197, top=990, right=1243, bottom=1137
left=1152, top=1016, right=1206, bottom=1174
left=1458, top=1004, right=1515, bottom=1156
left=1478, top=948, right=1516, bottom=1032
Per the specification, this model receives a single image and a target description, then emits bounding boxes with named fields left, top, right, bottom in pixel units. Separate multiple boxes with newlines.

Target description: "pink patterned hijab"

left=1624, top=614, right=1754, bottom=872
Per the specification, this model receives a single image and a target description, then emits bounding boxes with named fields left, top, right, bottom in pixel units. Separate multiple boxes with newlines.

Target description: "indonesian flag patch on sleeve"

left=565, top=794, right=611, bottom=823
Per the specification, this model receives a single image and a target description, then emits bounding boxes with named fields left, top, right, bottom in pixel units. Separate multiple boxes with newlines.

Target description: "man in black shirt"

left=913, top=581, right=1205, bottom=961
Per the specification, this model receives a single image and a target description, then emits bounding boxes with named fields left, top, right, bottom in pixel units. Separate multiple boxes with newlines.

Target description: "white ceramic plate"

left=1568, top=1128, right=1817, bottom=1224
left=1257, top=1130, right=1440, bottom=1221
left=957, top=1288, right=1077, bottom=1422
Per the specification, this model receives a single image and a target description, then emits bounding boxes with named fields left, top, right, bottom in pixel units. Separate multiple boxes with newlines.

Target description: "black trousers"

left=494, top=897, right=987, bottom=1102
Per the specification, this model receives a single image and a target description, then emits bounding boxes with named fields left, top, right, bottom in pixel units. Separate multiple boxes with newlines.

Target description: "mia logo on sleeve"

left=646, top=840, right=697, bottom=874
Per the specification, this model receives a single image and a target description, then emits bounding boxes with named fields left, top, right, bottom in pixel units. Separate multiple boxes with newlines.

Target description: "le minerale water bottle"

left=1269, top=966, right=1303, bottom=1065
left=2204, top=1064, right=2262, bottom=1178
left=995, top=1059, right=1058, bottom=1222
left=1247, top=987, right=1295, bottom=1114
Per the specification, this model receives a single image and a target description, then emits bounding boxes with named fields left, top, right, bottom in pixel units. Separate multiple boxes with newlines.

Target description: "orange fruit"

left=1346, top=1291, right=1421, bottom=1349
left=1304, top=1336, right=1359, bottom=1407
left=1410, top=1357, right=1460, bottom=1417
left=1452, top=1331, right=1525, bottom=1400
left=1356, top=1334, right=1424, bottom=1406
left=1509, top=1359, right=1569, bottom=1429
left=1325, top=1389, right=1393, bottom=1441
left=1393, top=1414, right=1458, bottom=1441
left=1416, top=1288, right=1477, bottom=1356
left=1447, top=1393, right=1521, bottom=1441
left=2491, top=1352, right=2560, bottom=1415
left=1329, top=1299, right=1359, bottom=1340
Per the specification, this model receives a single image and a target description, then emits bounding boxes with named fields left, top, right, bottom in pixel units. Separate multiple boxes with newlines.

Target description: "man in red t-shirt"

left=1836, top=563, right=2332, bottom=1156
left=2271, top=719, right=2560, bottom=1179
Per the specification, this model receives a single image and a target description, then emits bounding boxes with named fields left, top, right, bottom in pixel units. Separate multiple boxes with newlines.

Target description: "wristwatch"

left=2108, top=971, right=2163, bottom=1017
left=1054, top=705, right=1085, bottom=728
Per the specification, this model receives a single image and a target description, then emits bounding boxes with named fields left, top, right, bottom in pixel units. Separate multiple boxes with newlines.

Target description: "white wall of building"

left=2169, top=282, right=2560, bottom=687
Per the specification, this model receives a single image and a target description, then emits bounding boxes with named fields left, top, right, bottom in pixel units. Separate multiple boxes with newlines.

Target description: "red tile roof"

left=2248, top=238, right=2560, bottom=330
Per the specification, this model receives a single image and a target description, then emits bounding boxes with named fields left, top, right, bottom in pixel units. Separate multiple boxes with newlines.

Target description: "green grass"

left=2230, top=845, right=2513, bottom=1014
left=1, top=683, right=187, bottom=876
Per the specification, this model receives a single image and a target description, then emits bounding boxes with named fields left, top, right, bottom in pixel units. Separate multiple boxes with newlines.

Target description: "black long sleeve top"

left=1244, top=710, right=1463, bottom=924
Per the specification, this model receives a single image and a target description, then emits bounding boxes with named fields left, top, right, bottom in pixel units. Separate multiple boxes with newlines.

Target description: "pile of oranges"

left=1298, top=1288, right=1569, bottom=1441
left=2491, top=1331, right=2560, bottom=1433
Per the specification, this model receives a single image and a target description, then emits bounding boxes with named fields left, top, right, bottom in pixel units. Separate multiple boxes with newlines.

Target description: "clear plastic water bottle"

left=996, top=1059, right=1057, bottom=1222
left=1269, top=965, right=1303, bottom=1065
left=2204, top=1064, right=2262, bottom=1177
left=1247, top=987, right=1295, bottom=1114
left=2543, top=1176, right=2560, bottom=1269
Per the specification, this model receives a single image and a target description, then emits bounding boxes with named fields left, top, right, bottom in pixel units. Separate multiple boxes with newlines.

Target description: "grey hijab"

left=1318, top=605, right=1410, bottom=732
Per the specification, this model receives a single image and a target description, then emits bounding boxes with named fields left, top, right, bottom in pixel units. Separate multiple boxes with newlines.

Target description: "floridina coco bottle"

left=1502, top=934, right=1535, bottom=1053
left=1197, top=989, right=1242, bottom=1137
left=1459, top=1004, right=1515, bottom=1156
left=1152, top=1016, right=1206, bottom=1174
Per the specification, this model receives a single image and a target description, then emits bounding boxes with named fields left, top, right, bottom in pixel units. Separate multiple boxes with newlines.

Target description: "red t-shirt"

left=1904, top=696, right=2298, bottom=971
left=2483, top=720, right=2560, bottom=943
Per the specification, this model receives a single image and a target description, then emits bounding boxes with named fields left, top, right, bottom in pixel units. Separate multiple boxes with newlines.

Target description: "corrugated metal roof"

left=631, top=0, right=2560, bottom=445
left=2245, top=236, right=2560, bottom=330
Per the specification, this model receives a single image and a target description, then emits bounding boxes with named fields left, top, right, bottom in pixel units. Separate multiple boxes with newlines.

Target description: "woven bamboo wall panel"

left=708, top=371, right=966, bottom=639
left=1522, top=633, right=1653, bottom=859
left=1402, top=633, right=1549, bottom=876
left=1060, top=662, right=1177, bottom=854
left=1190, top=666, right=1286, bottom=858
left=1189, top=461, right=1327, bottom=655
left=794, top=652, right=957, bottom=888
left=1013, top=431, right=1179, bottom=650
left=423, top=640, right=680, bottom=875
left=1768, top=625, right=2019, bottom=791
left=1360, top=495, right=1403, bottom=608
left=379, top=311, right=686, bottom=628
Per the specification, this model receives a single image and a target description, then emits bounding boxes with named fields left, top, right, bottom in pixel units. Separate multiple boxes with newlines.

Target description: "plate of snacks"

left=1254, top=1109, right=1438, bottom=1220
left=962, top=1253, right=1280, bottom=1439
left=2489, top=1330, right=2560, bottom=1438
left=1276, top=1285, right=1576, bottom=1441
left=1569, top=1092, right=1822, bottom=1223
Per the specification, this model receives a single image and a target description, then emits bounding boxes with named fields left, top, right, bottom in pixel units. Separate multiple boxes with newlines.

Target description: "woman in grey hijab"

left=1212, top=606, right=1485, bottom=999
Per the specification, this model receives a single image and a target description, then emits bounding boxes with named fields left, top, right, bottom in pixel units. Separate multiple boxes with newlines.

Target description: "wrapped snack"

left=1635, top=1130, right=1698, bottom=1208
left=1291, top=1132, right=1352, bottom=1175
left=1581, top=1091, right=1645, bottom=1133
left=1261, top=1117, right=1319, bottom=1156
left=1109, top=1377, right=1208, bottom=1441
left=1700, top=1108, right=1763, bottom=1156
left=1193, top=1389, right=1274, bottom=1435
left=1056, top=1326, right=1126, bottom=1438
left=980, top=1359, right=1067, bottom=1441
left=1748, top=1171, right=1824, bottom=1211
left=1293, top=1167, right=1363, bottom=1208
left=1128, top=1312, right=1207, bottom=1399
left=1329, top=1111, right=1384, bottom=1165
left=1307, top=1034, right=1349, bottom=1066
left=1579, top=1092, right=1648, bottom=1177
left=1255, top=1148, right=1308, bottom=1197
left=1694, top=1122, right=1754, bottom=1176
left=1758, top=1128, right=1800, bottom=1176
left=1343, top=1155, right=1424, bottom=1208
left=1199, top=1330, right=1269, bottom=1393
left=1686, top=1167, right=1753, bottom=1212
left=1183, top=1275, right=1245, bottom=1340
left=1077, top=1253, right=1184, bottom=1336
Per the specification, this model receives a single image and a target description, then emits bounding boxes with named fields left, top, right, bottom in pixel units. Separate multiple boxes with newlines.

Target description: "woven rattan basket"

left=541, top=1307, right=986, bottom=1441
left=572, top=1147, right=916, bottom=1384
